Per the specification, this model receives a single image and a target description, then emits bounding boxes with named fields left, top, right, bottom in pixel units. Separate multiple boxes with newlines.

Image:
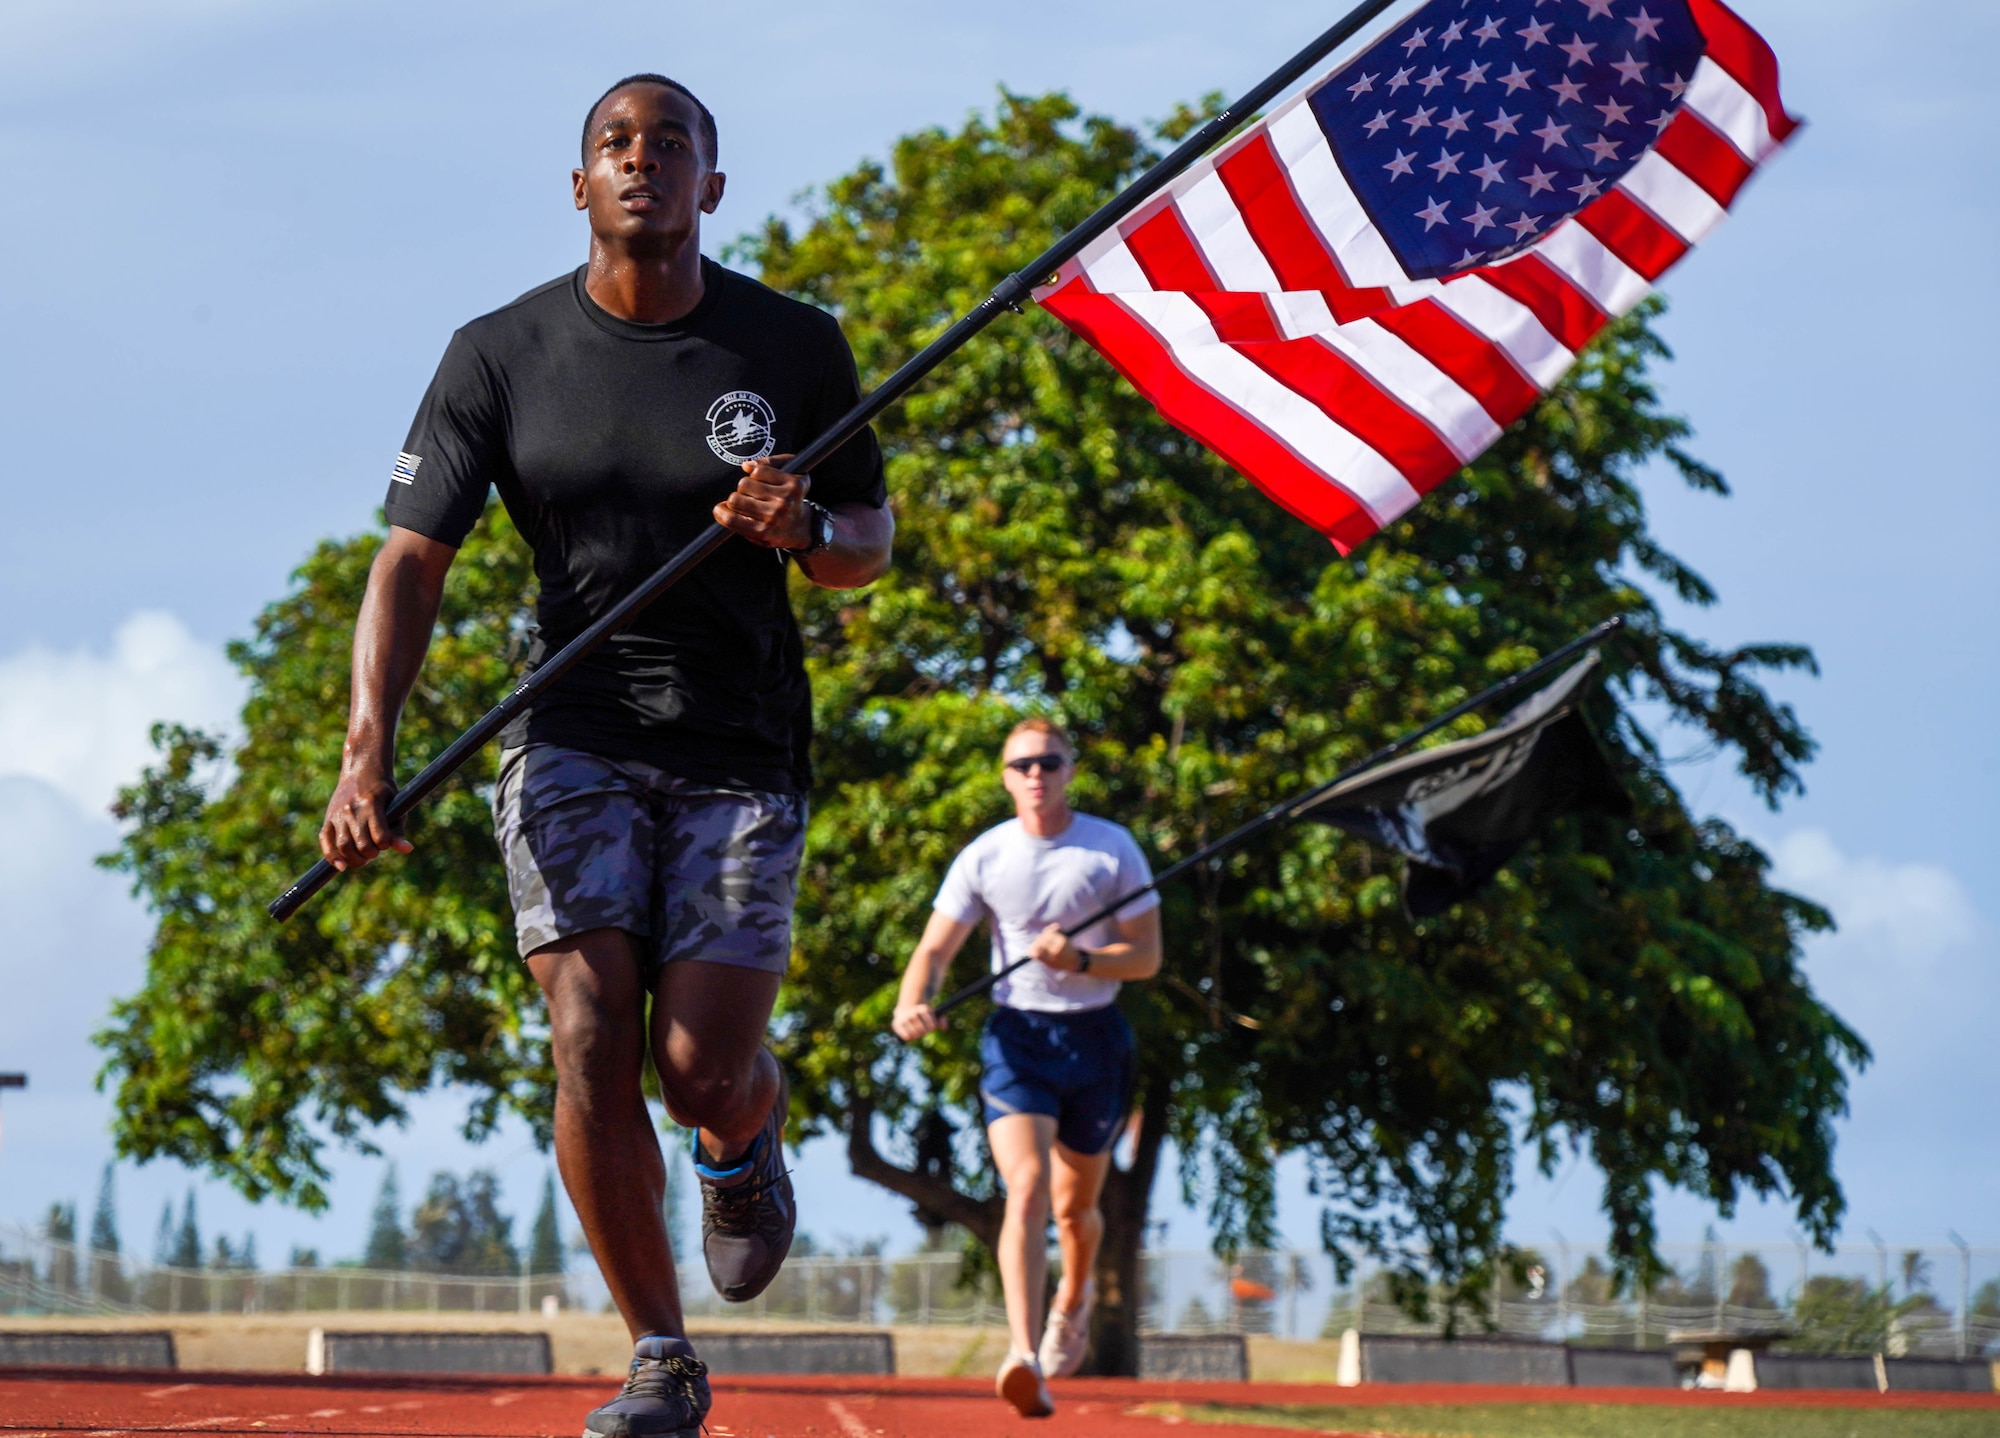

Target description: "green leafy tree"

left=409, top=1169, right=518, bottom=1276
left=362, top=1165, right=407, bottom=1271
left=95, top=91, right=1863, bottom=1373
left=528, top=1172, right=564, bottom=1277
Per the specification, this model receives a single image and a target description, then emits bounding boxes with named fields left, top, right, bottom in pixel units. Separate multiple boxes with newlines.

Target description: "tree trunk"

left=1083, top=1068, right=1171, bottom=1376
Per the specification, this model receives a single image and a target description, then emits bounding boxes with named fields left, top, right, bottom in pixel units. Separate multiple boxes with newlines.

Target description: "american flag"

left=1036, top=0, right=1798, bottom=551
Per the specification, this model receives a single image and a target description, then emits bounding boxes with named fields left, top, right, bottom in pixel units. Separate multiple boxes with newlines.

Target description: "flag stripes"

left=1036, top=0, right=1797, bottom=552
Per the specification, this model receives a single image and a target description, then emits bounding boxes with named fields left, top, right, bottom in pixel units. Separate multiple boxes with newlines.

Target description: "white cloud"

left=1769, top=828, right=1981, bottom=973
left=0, top=611, right=244, bottom=817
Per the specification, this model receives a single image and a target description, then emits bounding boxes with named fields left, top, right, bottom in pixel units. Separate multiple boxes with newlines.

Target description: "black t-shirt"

left=383, top=261, right=886, bottom=795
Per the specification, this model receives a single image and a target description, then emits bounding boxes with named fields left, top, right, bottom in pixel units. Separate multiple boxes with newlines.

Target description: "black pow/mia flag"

left=1299, top=655, right=1630, bottom=918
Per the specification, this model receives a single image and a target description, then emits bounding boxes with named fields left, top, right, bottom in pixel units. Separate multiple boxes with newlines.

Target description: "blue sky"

left=0, top=0, right=1993, bottom=1278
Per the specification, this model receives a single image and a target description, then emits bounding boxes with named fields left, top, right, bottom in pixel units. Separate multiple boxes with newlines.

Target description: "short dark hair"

left=581, top=73, right=717, bottom=168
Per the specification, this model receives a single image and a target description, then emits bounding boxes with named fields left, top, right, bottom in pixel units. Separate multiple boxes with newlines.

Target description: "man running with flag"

left=317, top=74, right=892, bottom=1438
left=894, top=719, right=1163, bottom=1416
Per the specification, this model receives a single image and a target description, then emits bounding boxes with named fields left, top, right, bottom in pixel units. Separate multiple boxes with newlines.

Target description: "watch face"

left=815, top=506, right=835, bottom=549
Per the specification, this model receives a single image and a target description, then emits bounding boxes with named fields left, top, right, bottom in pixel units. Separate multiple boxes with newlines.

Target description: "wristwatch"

left=784, top=500, right=836, bottom=557
left=1077, top=950, right=1093, bottom=975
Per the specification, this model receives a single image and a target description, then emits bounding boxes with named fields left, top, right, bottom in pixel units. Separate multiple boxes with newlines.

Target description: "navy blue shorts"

left=979, top=1005, right=1135, bottom=1156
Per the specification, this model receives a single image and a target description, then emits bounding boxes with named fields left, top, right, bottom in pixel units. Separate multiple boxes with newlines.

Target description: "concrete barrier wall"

left=1752, top=1353, right=1877, bottom=1391
left=1882, top=1358, right=1995, bottom=1392
left=692, top=1331, right=895, bottom=1376
left=1360, top=1334, right=1570, bottom=1386
left=1138, top=1334, right=1248, bottom=1381
left=1566, top=1346, right=1679, bottom=1388
left=309, top=1330, right=553, bottom=1375
left=0, top=1330, right=176, bottom=1369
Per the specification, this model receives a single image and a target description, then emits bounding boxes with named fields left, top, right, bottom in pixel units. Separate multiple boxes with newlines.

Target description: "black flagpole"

left=921, top=616, right=1625, bottom=1022
left=268, top=0, right=1404, bottom=922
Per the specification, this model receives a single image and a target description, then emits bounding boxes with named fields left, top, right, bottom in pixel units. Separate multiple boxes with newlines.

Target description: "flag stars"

left=1470, top=154, right=1508, bottom=188
left=1419, top=65, right=1450, bottom=92
left=1458, top=61, right=1491, bottom=89
left=1401, top=26, right=1432, bottom=54
left=1610, top=51, right=1649, bottom=84
left=1364, top=109, right=1394, bottom=137
left=1403, top=106, right=1437, bottom=133
left=1518, top=18, right=1553, bottom=47
left=1473, top=16, right=1504, bottom=43
left=1548, top=75, right=1586, bottom=104
left=1584, top=135, right=1622, bottom=162
left=1594, top=97, right=1633, bottom=125
left=1388, top=66, right=1415, bottom=91
left=1506, top=212, right=1543, bottom=240
left=1576, top=0, right=1615, bottom=18
left=1485, top=107, right=1521, bottom=138
left=1498, top=62, right=1535, bottom=93
left=1416, top=196, right=1452, bottom=230
left=1466, top=202, right=1500, bottom=234
left=1348, top=72, right=1379, bottom=99
left=1532, top=116, right=1572, bottom=149
left=1569, top=174, right=1605, bottom=201
left=1439, top=19, right=1467, bottom=47
left=1384, top=148, right=1417, bottom=179
left=1660, top=72, right=1690, bottom=100
left=1428, top=148, right=1465, bottom=180
left=1628, top=6, right=1664, bottom=40
left=1647, top=109, right=1676, bottom=135
left=1441, top=107, right=1473, bottom=135
left=1559, top=34, right=1597, bottom=66
left=1521, top=164, right=1558, bottom=195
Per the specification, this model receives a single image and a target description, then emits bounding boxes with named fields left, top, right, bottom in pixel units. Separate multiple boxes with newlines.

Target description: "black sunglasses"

left=1005, top=753, right=1069, bottom=775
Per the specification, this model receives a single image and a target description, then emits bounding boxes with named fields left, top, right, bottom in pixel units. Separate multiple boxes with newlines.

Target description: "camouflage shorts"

left=491, top=743, right=806, bottom=974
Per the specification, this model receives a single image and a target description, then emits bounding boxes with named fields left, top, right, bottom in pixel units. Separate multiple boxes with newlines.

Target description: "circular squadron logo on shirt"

left=705, top=390, right=777, bottom=464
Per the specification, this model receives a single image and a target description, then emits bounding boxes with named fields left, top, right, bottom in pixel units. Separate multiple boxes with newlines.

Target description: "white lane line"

left=145, top=1385, right=198, bottom=1399
left=490, top=1392, right=525, bottom=1407
left=825, top=1398, right=874, bottom=1438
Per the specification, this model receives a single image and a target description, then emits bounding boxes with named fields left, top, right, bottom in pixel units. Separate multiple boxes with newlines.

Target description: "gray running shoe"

left=694, top=1063, right=795, bottom=1302
left=583, top=1335, right=710, bottom=1438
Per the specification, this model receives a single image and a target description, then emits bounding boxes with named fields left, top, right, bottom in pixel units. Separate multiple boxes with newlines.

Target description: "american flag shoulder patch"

left=391, top=451, right=423, bottom=485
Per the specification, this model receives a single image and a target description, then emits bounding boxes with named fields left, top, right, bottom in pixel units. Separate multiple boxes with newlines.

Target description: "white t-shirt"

left=933, top=812, right=1159, bottom=1014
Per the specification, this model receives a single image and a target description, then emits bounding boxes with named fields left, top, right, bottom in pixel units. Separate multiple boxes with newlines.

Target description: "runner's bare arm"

left=893, top=911, right=979, bottom=1040
left=319, top=525, right=458, bottom=871
left=1027, top=907, right=1163, bottom=981
left=715, top=455, right=893, bottom=589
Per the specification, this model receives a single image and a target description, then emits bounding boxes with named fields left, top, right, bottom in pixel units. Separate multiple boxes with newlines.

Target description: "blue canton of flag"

left=1313, top=0, right=1706, bottom=279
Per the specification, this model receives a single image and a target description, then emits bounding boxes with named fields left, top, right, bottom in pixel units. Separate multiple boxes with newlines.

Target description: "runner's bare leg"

left=530, top=930, right=681, bottom=1340
left=990, top=1112, right=1059, bottom=1359
left=1049, top=1142, right=1113, bottom=1314
left=531, top=931, right=782, bottom=1340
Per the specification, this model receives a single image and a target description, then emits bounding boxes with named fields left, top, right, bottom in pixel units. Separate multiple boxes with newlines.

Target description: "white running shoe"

left=996, top=1350, right=1055, bottom=1417
left=1037, top=1279, right=1095, bottom=1379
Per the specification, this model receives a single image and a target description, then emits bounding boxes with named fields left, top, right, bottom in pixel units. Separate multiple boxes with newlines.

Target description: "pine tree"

left=87, top=1163, right=131, bottom=1303
left=88, top=1164, right=120, bottom=1254
left=362, top=1165, right=407, bottom=1271
left=528, top=1172, right=563, bottom=1277
left=152, top=1201, right=174, bottom=1266
left=43, top=1202, right=79, bottom=1294
left=169, top=1190, right=200, bottom=1269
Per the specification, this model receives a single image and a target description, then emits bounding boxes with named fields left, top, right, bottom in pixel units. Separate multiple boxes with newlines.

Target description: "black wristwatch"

left=1077, top=950, right=1093, bottom=975
left=784, top=500, right=836, bottom=557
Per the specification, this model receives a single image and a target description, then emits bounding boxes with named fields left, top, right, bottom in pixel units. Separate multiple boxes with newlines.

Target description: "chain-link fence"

left=6, top=1223, right=1996, bottom=1360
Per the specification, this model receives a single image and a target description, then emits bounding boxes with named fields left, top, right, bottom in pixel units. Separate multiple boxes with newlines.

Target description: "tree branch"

left=845, top=1093, right=1004, bottom=1252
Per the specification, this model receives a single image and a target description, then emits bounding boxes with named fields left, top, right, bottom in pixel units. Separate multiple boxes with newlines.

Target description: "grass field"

left=1166, top=1402, right=2000, bottom=1438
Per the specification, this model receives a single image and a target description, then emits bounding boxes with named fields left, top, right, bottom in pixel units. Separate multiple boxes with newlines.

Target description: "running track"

left=6, top=1370, right=1998, bottom=1437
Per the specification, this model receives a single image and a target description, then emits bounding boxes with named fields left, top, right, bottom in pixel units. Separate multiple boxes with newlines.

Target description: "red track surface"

left=4, top=1370, right=1997, bottom=1438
